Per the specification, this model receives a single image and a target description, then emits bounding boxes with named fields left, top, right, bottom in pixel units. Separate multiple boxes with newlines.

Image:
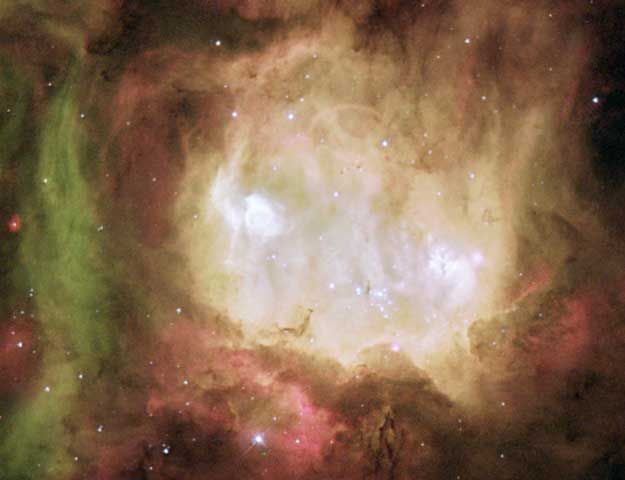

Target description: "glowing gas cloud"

left=177, top=9, right=557, bottom=378
left=2, top=1, right=625, bottom=479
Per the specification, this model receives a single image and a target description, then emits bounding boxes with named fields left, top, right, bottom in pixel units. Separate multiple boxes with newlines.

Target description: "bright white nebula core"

left=206, top=154, right=488, bottom=365
left=178, top=24, right=521, bottom=370
left=194, top=115, right=507, bottom=366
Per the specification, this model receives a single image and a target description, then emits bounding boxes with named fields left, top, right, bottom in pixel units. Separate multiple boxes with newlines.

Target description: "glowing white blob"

left=184, top=43, right=513, bottom=373
left=244, top=194, right=285, bottom=238
left=425, top=240, right=477, bottom=309
left=205, top=155, right=487, bottom=365
left=471, top=251, right=485, bottom=266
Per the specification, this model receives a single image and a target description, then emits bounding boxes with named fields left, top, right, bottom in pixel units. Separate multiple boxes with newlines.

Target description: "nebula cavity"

left=178, top=16, right=525, bottom=369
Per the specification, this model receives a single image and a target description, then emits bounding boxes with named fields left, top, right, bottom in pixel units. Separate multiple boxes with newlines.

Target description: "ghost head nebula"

left=2, top=1, right=625, bottom=479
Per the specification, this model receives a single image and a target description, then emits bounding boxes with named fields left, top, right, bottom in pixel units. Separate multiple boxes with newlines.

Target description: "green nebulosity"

left=0, top=60, right=30, bottom=301
left=0, top=63, right=28, bottom=164
left=0, top=67, right=116, bottom=479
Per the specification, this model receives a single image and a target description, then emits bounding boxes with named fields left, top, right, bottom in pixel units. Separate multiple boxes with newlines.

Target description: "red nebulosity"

left=0, top=320, right=37, bottom=394
left=268, top=384, right=337, bottom=462
left=150, top=322, right=340, bottom=476
left=511, top=262, right=553, bottom=305
left=617, top=277, right=625, bottom=305
left=455, top=49, right=478, bottom=124
left=537, top=295, right=592, bottom=373
left=89, top=319, right=344, bottom=479
left=7, top=213, right=21, bottom=233
left=561, top=45, right=592, bottom=121
left=105, top=49, right=226, bottom=247
left=105, top=52, right=184, bottom=247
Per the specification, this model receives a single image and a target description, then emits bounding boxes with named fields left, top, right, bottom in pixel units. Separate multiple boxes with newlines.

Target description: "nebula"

left=2, top=1, right=625, bottom=479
